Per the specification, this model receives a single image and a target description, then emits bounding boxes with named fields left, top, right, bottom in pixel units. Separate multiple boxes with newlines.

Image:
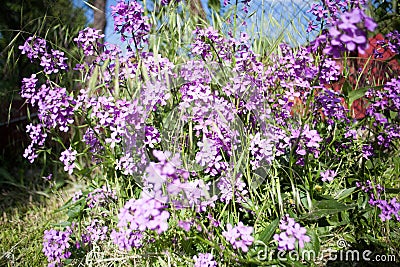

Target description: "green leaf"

left=302, top=229, right=320, bottom=255
left=342, top=233, right=356, bottom=244
left=67, top=204, right=82, bottom=221
left=347, top=87, right=369, bottom=108
left=258, top=218, right=279, bottom=244
left=300, top=199, right=356, bottom=221
left=333, top=187, right=356, bottom=201
left=51, top=221, right=72, bottom=228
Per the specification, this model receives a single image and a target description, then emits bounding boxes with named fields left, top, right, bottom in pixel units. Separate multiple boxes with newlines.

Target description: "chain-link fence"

left=74, top=0, right=399, bottom=47
left=74, top=0, right=317, bottom=45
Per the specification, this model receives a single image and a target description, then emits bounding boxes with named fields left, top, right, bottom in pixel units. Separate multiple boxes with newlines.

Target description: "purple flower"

left=249, top=132, right=275, bottom=169
left=323, top=8, right=377, bottom=57
left=217, top=172, right=248, bottom=204
left=362, top=144, right=374, bottom=159
left=274, top=231, right=297, bottom=251
left=193, top=253, right=218, bottom=267
left=385, top=31, right=400, bottom=54
left=23, top=144, right=38, bottom=163
left=83, top=219, right=108, bottom=244
left=21, top=79, right=76, bottom=134
left=111, top=229, right=143, bottom=250
left=365, top=78, right=400, bottom=148
left=116, top=194, right=170, bottom=236
left=111, top=0, right=150, bottom=49
left=19, top=36, right=68, bottom=74
left=313, top=89, right=349, bottom=123
left=74, top=27, right=104, bottom=56
left=144, top=126, right=161, bottom=148
left=288, top=124, right=322, bottom=165
left=222, top=222, right=254, bottom=252
left=191, top=27, right=235, bottom=62
left=357, top=181, right=400, bottom=222
left=26, top=124, right=45, bottom=145
left=60, top=147, right=77, bottom=175
left=72, top=190, right=82, bottom=203
left=195, top=136, right=228, bottom=176
left=178, top=220, right=192, bottom=232
left=83, top=128, right=103, bottom=154
left=21, top=74, right=38, bottom=104
left=374, top=198, right=400, bottom=222
left=273, top=215, right=310, bottom=251
left=43, top=227, right=72, bottom=266
left=19, top=37, right=47, bottom=61
left=87, top=185, right=117, bottom=208
left=320, top=169, right=337, bottom=182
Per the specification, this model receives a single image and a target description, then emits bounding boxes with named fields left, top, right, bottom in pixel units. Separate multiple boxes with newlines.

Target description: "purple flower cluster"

left=323, top=8, right=377, bottom=57
left=217, top=172, right=248, bottom=204
left=356, top=180, right=384, bottom=195
left=110, top=229, right=143, bottom=251
left=111, top=193, right=169, bottom=250
left=267, top=44, right=318, bottom=90
left=21, top=76, right=75, bottom=132
left=222, top=222, right=254, bottom=252
left=371, top=198, right=400, bottom=222
left=111, top=0, right=150, bottom=49
left=87, top=185, right=117, bottom=208
left=289, top=124, right=322, bottom=165
left=320, top=169, right=337, bottom=183
left=43, top=227, right=72, bottom=267
left=307, top=0, right=368, bottom=32
left=177, top=73, right=238, bottom=177
left=374, top=31, right=400, bottom=58
left=19, top=37, right=47, bottom=60
left=195, top=136, right=229, bottom=176
left=75, top=90, right=148, bottom=174
left=144, top=150, right=217, bottom=212
left=59, top=147, right=77, bottom=175
left=19, top=36, right=68, bottom=74
left=249, top=132, right=275, bottom=169
left=144, top=126, right=161, bottom=148
left=74, top=27, right=105, bottom=56
left=81, top=219, right=108, bottom=245
left=381, top=31, right=400, bottom=55
left=23, top=123, right=47, bottom=163
left=118, top=194, right=170, bottom=234
left=193, top=253, right=218, bottom=267
left=356, top=181, right=400, bottom=221
left=169, top=178, right=218, bottom=212
left=21, top=74, right=75, bottom=162
left=273, top=215, right=310, bottom=251
left=366, top=78, right=400, bottom=148
left=40, top=85, right=76, bottom=131
left=20, top=74, right=39, bottom=104
left=191, top=27, right=234, bottom=62
left=83, top=128, right=103, bottom=154
left=313, top=89, right=349, bottom=125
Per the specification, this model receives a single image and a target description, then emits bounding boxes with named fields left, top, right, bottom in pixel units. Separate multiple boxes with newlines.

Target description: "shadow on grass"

left=0, top=155, right=51, bottom=213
